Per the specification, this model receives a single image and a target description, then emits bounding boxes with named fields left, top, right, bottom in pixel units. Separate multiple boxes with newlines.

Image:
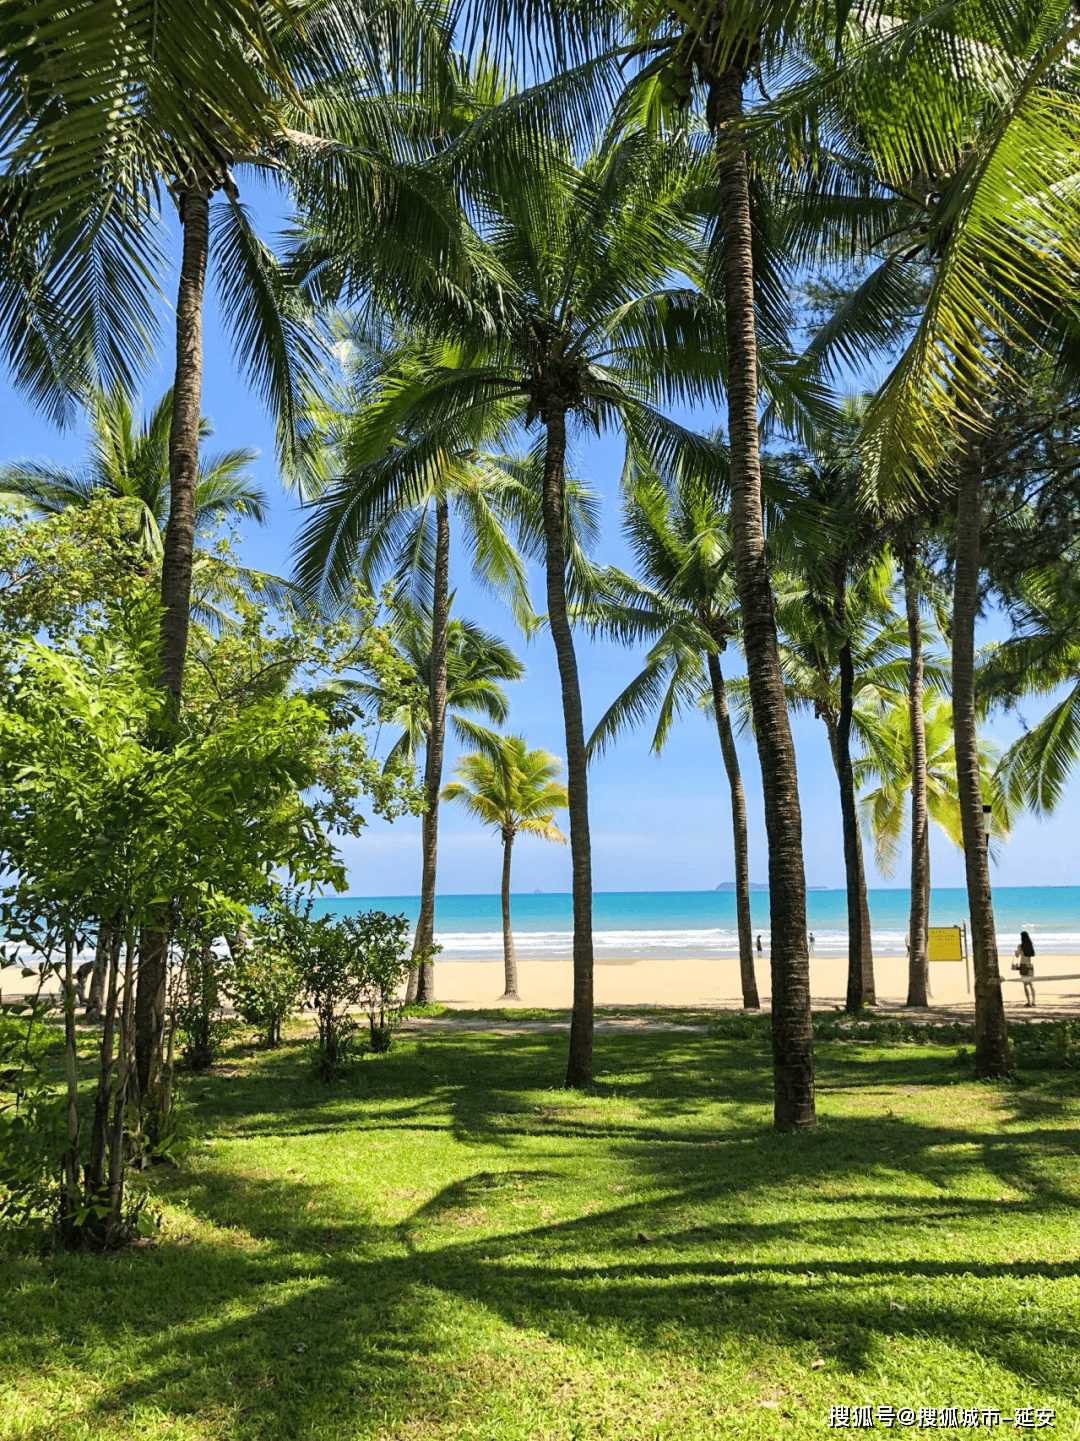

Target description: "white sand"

left=7, top=952, right=1080, bottom=1018
left=427, top=952, right=1080, bottom=1017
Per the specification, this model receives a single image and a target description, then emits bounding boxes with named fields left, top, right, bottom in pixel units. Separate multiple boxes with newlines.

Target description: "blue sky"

left=4, top=207, right=1077, bottom=898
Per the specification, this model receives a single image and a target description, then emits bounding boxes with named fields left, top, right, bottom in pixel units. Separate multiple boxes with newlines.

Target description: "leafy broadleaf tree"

left=0, top=386, right=292, bottom=624
left=442, top=732, right=568, bottom=1001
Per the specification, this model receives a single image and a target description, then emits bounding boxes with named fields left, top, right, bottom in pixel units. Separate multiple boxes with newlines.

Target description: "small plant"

left=340, top=912, right=416, bottom=1052
left=300, top=910, right=414, bottom=1077
left=0, top=1000, right=64, bottom=1252
left=301, top=919, right=362, bottom=1079
left=175, top=944, right=233, bottom=1070
left=232, top=890, right=308, bottom=1048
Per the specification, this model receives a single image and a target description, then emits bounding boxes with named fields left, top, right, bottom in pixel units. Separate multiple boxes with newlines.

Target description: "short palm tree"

left=298, top=131, right=729, bottom=1086
left=0, top=386, right=290, bottom=625
left=856, top=693, right=1011, bottom=899
left=581, top=461, right=760, bottom=1010
left=443, top=735, right=568, bottom=1001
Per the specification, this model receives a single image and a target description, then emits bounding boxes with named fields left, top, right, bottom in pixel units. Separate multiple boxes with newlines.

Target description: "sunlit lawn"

left=3, top=1016, right=1079, bottom=1439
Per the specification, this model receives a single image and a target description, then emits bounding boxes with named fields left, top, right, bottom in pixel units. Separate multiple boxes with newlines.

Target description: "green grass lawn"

left=3, top=1017, right=1079, bottom=1439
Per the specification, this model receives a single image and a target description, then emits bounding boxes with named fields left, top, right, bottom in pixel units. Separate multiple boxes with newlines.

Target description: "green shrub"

left=0, top=1003, right=63, bottom=1252
left=175, top=946, right=234, bottom=1070
left=231, top=891, right=307, bottom=1048
left=300, top=910, right=413, bottom=1078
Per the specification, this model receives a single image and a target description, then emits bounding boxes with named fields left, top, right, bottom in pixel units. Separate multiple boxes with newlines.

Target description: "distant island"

left=714, top=881, right=769, bottom=892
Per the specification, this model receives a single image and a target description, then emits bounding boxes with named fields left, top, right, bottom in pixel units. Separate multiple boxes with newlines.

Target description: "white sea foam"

left=432, top=927, right=1080, bottom=960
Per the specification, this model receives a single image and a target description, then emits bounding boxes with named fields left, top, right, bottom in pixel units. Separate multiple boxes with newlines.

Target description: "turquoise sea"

left=311, top=886, right=1080, bottom=961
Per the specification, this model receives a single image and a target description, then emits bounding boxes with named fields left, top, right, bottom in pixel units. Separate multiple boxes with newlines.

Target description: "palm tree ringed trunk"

left=903, top=550, right=931, bottom=1007
left=835, top=585, right=875, bottom=1009
left=706, top=647, right=759, bottom=1008
left=412, top=496, right=450, bottom=1004
left=140, top=174, right=214, bottom=1134
left=499, top=825, right=519, bottom=1000
left=160, top=174, right=214, bottom=704
left=708, top=66, right=814, bottom=1129
left=541, top=400, right=594, bottom=1089
left=953, top=411, right=1010, bottom=1075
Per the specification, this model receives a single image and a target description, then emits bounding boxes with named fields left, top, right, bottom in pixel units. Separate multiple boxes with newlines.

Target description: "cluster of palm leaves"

left=5, top=0, right=1080, bottom=1127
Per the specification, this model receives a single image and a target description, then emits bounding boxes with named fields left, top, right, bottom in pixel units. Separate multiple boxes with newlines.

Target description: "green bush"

left=300, top=910, right=413, bottom=1078
left=175, top=946, right=234, bottom=1070
left=231, top=892, right=307, bottom=1048
left=0, top=1004, right=64, bottom=1252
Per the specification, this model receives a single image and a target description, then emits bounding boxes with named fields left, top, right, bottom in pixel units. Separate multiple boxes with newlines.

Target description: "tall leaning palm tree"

left=581, top=463, right=760, bottom=1010
left=298, top=133, right=729, bottom=1087
left=618, top=0, right=825, bottom=1128
left=443, top=734, right=568, bottom=1001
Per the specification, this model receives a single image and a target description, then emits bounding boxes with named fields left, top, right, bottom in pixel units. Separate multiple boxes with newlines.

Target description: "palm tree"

left=1, top=0, right=469, bottom=707
left=0, top=386, right=291, bottom=625
left=297, top=133, right=729, bottom=1087
left=350, top=598, right=524, bottom=998
left=894, top=537, right=952, bottom=1006
left=443, top=734, right=568, bottom=1000
left=581, top=462, right=760, bottom=1009
left=775, top=554, right=927, bottom=1010
left=293, top=336, right=536, bottom=1001
left=772, top=410, right=897, bottom=1011
left=982, top=551, right=1080, bottom=818
left=768, top=0, right=1080, bottom=1074
left=856, top=692, right=1011, bottom=914
left=616, top=0, right=825, bottom=1127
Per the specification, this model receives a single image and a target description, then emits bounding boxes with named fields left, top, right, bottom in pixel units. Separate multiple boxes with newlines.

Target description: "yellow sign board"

left=928, top=926, right=964, bottom=962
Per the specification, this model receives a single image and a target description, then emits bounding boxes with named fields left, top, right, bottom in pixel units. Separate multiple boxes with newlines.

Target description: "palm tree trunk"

left=413, top=496, right=450, bottom=1004
left=541, top=401, right=594, bottom=1089
left=836, top=626, right=876, bottom=1010
left=953, top=413, right=1010, bottom=1075
left=160, top=176, right=213, bottom=703
left=709, top=67, right=814, bottom=1130
left=500, top=828, right=519, bottom=1000
left=706, top=649, right=759, bottom=1008
left=904, top=551, right=931, bottom=1007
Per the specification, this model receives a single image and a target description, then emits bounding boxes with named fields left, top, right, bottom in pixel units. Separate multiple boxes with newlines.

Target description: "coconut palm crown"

left=443, top=733, right=568, bottom=1001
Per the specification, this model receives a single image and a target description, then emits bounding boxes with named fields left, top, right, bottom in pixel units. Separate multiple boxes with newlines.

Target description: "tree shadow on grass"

left=5, top=1032, right=1080, bottom=1438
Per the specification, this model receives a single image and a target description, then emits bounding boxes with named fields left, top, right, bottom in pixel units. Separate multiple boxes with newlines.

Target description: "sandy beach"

left=6, top=951, right=1080, bottom=1018
left=424, top=951, right=1080, bottom=1017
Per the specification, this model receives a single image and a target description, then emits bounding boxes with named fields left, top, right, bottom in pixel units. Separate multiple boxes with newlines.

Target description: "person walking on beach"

left=1013, top=930, right=1036, bottom=1006
left=808, top=932, right=815, bottom=957
left=756, top=934, right=762, bottom=956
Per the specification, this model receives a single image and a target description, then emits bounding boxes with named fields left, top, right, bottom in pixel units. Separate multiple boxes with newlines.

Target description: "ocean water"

left=311, top=887, right=1080, bottom=961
